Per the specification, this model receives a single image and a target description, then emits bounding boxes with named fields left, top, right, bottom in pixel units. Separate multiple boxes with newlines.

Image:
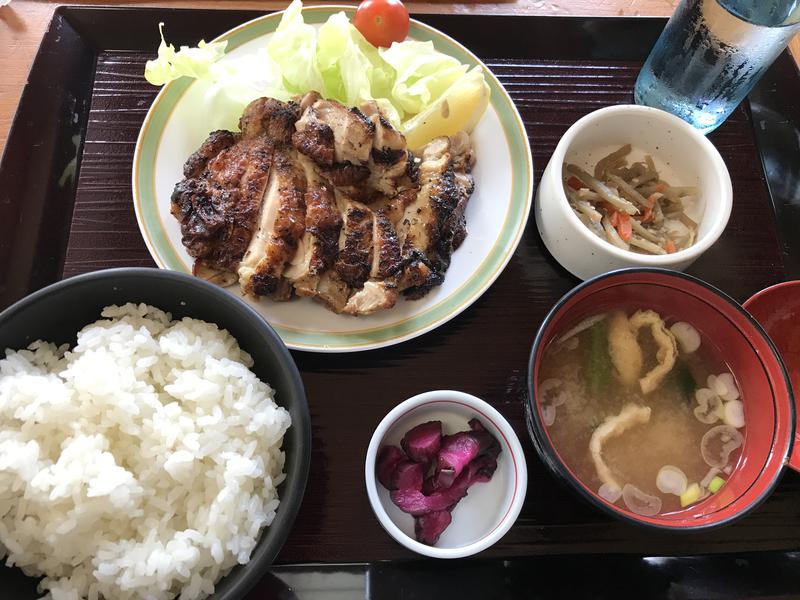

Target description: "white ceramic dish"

left=535, top=104, right=732, bottom=280
left=132, top=6, right=533, bottom=352
left=364, top=390, right=527, bottom=559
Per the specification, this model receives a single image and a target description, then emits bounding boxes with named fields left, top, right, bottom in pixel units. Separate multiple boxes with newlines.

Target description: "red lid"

left=744, top=280, right=800, bottom=471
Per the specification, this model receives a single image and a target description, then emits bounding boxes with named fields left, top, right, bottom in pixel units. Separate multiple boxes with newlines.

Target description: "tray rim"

left=1, top=6, right=799, bottom=568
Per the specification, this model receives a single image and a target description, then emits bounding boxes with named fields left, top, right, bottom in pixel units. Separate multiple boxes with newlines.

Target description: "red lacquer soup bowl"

left=526, top=269, right=795, bottom=531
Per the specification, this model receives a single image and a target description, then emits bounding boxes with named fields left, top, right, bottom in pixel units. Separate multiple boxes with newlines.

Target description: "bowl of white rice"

left=0, top=268, right=310, bottom=600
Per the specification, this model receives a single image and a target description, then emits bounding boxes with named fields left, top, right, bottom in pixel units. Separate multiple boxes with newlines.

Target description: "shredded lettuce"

left=144, top=0, right=485, bottom=133
left=380, top=41, right=468, bottom=115
left=268, top=0, right=325, bottom=94
left=144, top=23, right=228, bottom=85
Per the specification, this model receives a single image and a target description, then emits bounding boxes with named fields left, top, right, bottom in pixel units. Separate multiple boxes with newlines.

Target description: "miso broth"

left=538, top=309, right=745, bottom=516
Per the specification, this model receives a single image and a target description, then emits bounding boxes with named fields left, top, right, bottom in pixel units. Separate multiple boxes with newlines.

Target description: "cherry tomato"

left=354, top=0, right=410, bottom=48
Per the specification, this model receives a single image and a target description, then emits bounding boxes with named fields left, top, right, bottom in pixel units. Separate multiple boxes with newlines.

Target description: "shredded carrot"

left=665, top=240, right=677, bottom=253
left=617, top=213, right=632, bottom=241
left=655, top=183, right=667, bottom=193
left=642, top=206, right=654, bottom=223
left=645, top=193, right=659, bottom=208
left=609, top=210, right=620, bottom=228
left=567, top=176, right=584, bottom=191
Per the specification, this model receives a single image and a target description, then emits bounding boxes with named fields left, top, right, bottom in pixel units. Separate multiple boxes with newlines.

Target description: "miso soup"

left=538, top=309, right=745, bottom=516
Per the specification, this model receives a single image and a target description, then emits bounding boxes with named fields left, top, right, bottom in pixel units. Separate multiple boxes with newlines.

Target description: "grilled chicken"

left=172, top=93, right=476, bottom=316
left=238, top=150, right=306, bottom=298
left=294, top=95, right=374, bottom=165
left=335, top=200, right=374, bottom=288
left=171, top=132, right=271, bottom=286
left=395, top=132, right=475, bottom=299
left=240, top=97, right=300, bottom=140
left=341, top=207, right=404, bottom=316
left=286, top=157, right=344, bottom=302
left=293, top=94, right=414, bottom=201
left=361, top=101, right=414, bottom=197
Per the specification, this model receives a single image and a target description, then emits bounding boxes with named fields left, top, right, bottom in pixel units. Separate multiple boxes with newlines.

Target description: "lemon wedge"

left=402, top=66, right=490, bottom=151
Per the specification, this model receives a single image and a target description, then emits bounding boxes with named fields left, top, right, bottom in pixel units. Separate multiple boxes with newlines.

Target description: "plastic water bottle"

left=635, top=0, right=800, bottom=134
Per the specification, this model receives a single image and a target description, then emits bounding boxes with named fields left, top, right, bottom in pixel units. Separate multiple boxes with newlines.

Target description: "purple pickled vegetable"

left=378, top=419, right=503, bottom=547
left=469, top=418, right=486, bottom=432
left=390, top=485, right=465, bottom=516
left=392, top=460, right=424, bottom=491
left=401, top=421, right=442, bottom=467
left=434, top=423, right=500, bottom=488
left=376, top=446, right=405, bottom=490
left=468, top=454, right=498, bottom=483
left=415, top=511, right=452, bottom=545
left=390, top=456, right=498, bottom=516
left=423, top=470, right=451, bottom=495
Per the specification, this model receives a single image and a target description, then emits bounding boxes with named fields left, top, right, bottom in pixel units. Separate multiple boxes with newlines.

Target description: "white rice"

left=0, top=303, right=291, bottom=600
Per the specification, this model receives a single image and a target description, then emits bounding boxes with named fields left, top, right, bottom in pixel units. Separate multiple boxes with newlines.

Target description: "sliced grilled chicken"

left=343, top=280, right=398, bottom=315
left=313, top=271, right=352, bottom=313
left=239, top=97, right=300, bottom=142
left=285, top=157, right=343, bottom=300
left=395, top=134, right=474, bottom=298
left=369, top=188, right=418, bottom=226
left=171, top=133, right=273, bottom=284
left=181, top=129, right=237, bottom=178
left=294, top=94, right=374, bottom=165
left=361, top=101, right=413, bottom=197
left=439, top=132, right=476, bottom=257
left=238, top=150, right=306, bottom=298
left=318, top=162, right=371, bottom=188
left=334, top=200, right=374, bottom=288
left=371, top=210, right=403, bottom=279
left=362, top=102, right=405, bottom=152
left=341, top=208, right=403, bottom=316
left=286, top=185, right=341, bottom=279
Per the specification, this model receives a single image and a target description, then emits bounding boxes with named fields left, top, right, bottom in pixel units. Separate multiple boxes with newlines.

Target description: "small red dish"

left=744, top=280, right=800, bottom=468
left=526, top=269, right=795, bottom=531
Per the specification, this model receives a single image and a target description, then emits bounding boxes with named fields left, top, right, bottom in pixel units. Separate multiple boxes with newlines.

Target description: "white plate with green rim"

left=132, top=6, right=533, bottom=352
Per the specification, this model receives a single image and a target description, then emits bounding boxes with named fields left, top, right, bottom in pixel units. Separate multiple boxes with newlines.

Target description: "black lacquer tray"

left=2, top=7, right=800, bottom=598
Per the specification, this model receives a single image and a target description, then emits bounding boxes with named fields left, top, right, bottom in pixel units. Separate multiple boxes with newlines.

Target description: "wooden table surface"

left=0, top=0, right=797, bottom=156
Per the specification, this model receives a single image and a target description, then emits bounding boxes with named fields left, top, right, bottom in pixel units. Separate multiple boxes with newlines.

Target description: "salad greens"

left=144, top=0, right=485, bottom=132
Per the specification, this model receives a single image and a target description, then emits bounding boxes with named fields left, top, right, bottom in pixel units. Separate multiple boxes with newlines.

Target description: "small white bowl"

left=365, top=390, right=527, bottom=559
left=535, top=104, right=733, bottom=280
